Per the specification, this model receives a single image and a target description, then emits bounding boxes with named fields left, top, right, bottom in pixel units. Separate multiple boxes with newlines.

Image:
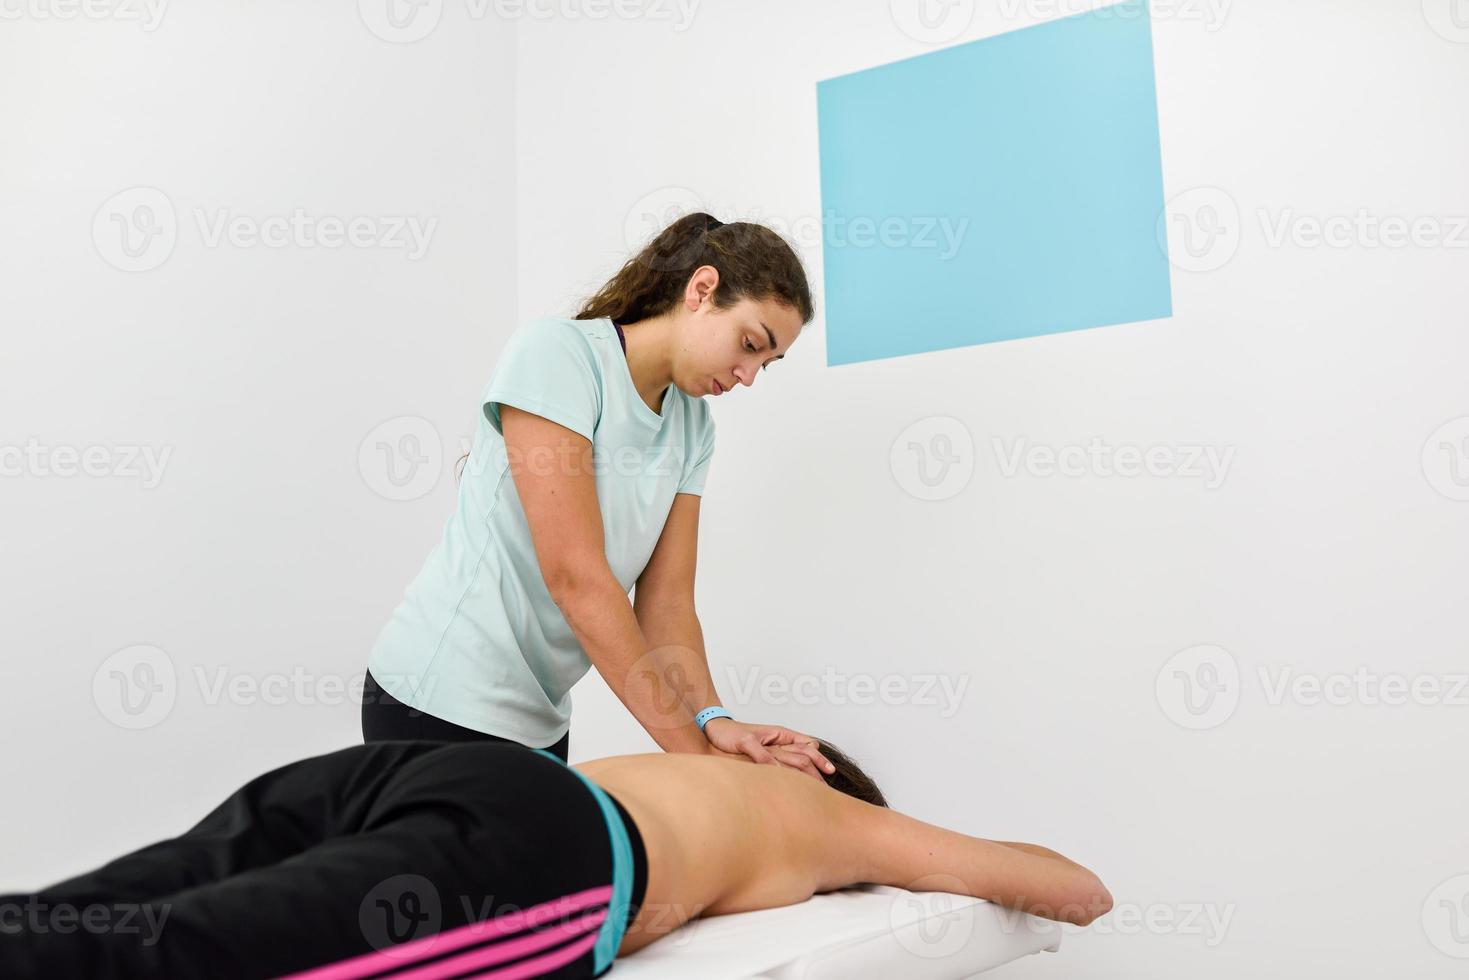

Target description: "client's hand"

left=702, top=718, right=835, bottom=782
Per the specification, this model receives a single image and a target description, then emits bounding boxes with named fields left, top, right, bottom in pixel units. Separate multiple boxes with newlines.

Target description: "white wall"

left=3, top=2, right=1466, bottom=977
left=1, top=2, right=518, bottom=881
left=519, top=2, right=1469, bottom=977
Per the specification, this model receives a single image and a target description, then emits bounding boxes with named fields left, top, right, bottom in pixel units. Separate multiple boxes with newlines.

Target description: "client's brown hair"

left=814, top=740, right=888, bottom=808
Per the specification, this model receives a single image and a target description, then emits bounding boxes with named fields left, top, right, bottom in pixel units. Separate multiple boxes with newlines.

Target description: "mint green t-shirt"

left=367, top=315, right=715, bottom=746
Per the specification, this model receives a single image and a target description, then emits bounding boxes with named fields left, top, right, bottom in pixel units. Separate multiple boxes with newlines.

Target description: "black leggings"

left=361, top=669, right=570, bottom=763
left=0, top=741, right=647, bottom=979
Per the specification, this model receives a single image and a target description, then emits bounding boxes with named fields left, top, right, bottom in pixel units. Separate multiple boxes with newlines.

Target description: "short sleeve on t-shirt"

left=677, top=414, right=716, bottom=495
left=482, top=320, right=602, bottom=443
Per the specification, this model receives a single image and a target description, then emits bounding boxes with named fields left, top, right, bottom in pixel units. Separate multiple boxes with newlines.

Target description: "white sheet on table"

left=612, top=883, right=1063, bottom=980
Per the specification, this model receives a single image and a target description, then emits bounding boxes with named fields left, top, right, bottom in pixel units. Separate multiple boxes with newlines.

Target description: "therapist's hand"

left=702, top=718, right=835, bottom=782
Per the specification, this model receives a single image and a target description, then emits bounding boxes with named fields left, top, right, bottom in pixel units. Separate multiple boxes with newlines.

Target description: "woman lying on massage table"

left=0, top=739, right=1112, bottom=979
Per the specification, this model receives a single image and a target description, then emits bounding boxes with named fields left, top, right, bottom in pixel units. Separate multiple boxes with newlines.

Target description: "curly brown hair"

left=573, top=211, right=814, bottom=326
left=456, top=212, right=814, bottom=482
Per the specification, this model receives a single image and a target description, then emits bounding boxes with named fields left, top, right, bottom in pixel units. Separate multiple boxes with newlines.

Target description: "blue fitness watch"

left=694, top=706, right=733, bottom=731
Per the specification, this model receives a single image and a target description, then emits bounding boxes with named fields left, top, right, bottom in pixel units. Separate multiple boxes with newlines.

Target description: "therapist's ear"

left=814, top=740, right=888, bottom=808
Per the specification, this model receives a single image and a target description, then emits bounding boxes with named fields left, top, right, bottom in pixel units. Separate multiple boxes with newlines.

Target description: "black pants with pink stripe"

left=0, top=740, right=647, bottom=979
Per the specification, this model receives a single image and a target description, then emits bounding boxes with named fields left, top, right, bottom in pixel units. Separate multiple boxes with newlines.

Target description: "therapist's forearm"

left=632, top=597, right=723, bottom=717
left=550, top=572, right=709, bottom=754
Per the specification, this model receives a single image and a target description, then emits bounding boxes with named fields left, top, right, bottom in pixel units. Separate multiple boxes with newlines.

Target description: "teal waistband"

left=531, top=748, right=633, bottom=976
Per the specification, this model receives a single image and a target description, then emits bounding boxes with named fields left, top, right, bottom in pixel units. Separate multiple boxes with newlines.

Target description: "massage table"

left=613, top=883, right=1063, bottom=979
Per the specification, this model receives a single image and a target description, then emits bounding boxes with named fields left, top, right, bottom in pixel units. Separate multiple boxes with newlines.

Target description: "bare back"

left=573, top=752, right=850, bottom=955
left=575, top=751, right=1113, bottom=957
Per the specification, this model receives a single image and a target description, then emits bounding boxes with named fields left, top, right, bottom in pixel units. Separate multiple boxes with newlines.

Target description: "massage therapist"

left=362, top=212, right=834, bottom=780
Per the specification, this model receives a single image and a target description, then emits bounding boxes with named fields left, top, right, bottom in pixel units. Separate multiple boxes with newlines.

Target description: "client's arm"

left=813, top=795, right=1113, bottom=927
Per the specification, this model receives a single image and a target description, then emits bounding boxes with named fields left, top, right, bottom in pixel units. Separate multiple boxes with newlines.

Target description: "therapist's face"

left=676, top=272, right=803, bottom=399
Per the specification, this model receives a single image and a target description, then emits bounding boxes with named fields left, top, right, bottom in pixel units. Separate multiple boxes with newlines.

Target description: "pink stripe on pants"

left=279, top=884, right=613, bottom=980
